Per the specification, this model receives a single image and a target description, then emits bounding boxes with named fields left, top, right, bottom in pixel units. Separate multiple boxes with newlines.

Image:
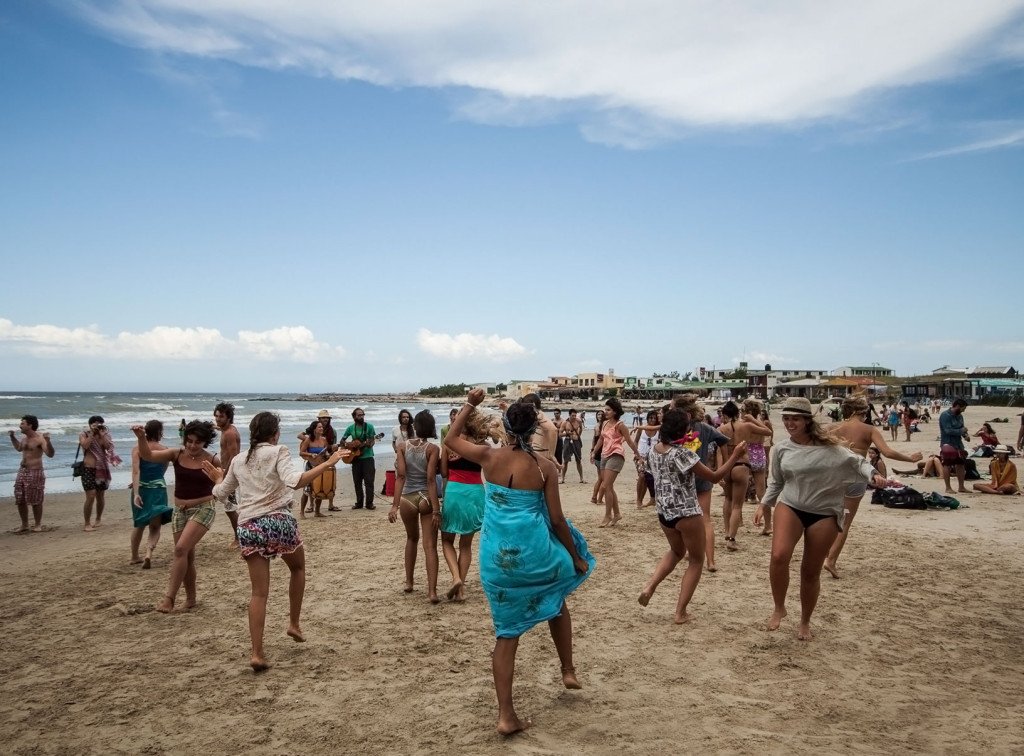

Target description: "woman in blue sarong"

left=129, top=420, right=174, bottom=569
left=444, top=389, right=595, bottom=736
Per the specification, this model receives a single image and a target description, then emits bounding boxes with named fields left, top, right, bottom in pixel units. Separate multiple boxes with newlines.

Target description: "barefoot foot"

left=250, top=656, right=270, bottom=673
left=183, top=598, right=197, bottom=611
left=673, top=611, right=693, bottom=625
left=447, top=580, right=464, bottom=601
left=287, top=625, right=306, bottom=643
left=610, top=515, right=622, bottom=526
left=766, top=608, right=787, bottom=631
left=637, top=589, right=653, bottom=607
left=496, top=713, right=531, bottom=736
left=155, top=596, right=175, bottom=613
left=130, top=557, right=144, bottom=565
left=725, top=537, right=738, bottom=551
left=403, top=583, right=414, bottom=593
left=598, top=519, right=611, bottom=528
left=429, top=593, right=441, bottom=605
left=823, top=559, right=840, bottom=579
left=562, top=666, right=582, bottom=689
left=84, top=524, right=95, bottom=532
left=142, top=557, right=151, bottom=570
left=796, top=622, right=814, bottom=641
left=706, top=563, right=718, bottom=573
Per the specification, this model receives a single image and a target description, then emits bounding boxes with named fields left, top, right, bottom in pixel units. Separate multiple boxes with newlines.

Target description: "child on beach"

left=638, top=409, right=747, bottom=623
left=202, top=412, right=348, bottom=672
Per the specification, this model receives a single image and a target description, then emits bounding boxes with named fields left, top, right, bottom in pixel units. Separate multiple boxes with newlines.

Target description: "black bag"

left=873, top=485, right=927, bottom=509
left=72, top=444, right=84, bottom=478
left=964, top=458, right=981, bottom=481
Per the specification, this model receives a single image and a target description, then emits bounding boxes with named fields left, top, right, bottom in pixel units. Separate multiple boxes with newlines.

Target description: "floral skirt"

left=237, top=511, right=303, bottom=560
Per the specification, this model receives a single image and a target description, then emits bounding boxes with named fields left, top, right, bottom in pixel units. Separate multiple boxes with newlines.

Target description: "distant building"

left=833, top=365, right=894, bottom=378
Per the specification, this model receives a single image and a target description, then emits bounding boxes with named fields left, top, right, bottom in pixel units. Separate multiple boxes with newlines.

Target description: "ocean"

left=1, top=392, right=461, bottom=495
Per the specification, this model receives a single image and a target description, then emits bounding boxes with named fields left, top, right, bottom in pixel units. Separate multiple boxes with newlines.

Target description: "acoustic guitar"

left=345, top=431, right=385, bottom=461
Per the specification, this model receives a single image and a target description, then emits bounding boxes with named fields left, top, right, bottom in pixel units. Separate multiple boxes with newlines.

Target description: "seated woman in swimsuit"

left=388, top=411, right=442, bottom=603
left=972, top=423, right=1000, bottom=454
left=893, top=455, right=944, bottom=478
left=973, top=446, right=1020, bottom=495
left=133, top=420, right=219, bottom=614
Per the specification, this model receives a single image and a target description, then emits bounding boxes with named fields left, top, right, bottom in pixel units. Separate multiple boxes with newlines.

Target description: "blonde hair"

left=463, top=408, right=505, bottom=445
left=842, top=396, right=868, bottom=420
left=671, top=393, right=704, bottom=425
left=742, top=398, right=763, bottom=417
left=793, top=415, right=838, bottom=446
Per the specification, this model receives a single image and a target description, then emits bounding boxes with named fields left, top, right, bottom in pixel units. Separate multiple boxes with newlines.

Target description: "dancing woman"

left=388, top=411, right=442, bottom=603
left=204, top=412, right=348, bottom=671
left=444, top=389, right=594, bottom=736
left=717, top=401, right=772, bottom=550
left=132, top=420, right=219, bottom=613
left=129, top=420, right=173, bottom=568
left=592, top=398, right=641, bottom=527
left=638, top=409, right=746, bottom=622
left=439, top=408, right=503, bottom=601
left=824, top=396, right=922, bottom=578
left=632, top=410, right=660, bottom=509
left=754, top=398, right=883, bottom=640
left=589, top=410, right=605, bottom=505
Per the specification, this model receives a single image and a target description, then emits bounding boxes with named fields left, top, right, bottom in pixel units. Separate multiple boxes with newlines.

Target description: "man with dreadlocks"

left=444, top=389, right=595, bottom=736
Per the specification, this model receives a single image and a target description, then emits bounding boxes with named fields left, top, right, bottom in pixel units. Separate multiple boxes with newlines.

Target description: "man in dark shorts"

left=559, top=409, right=586, bottom=484
left=939, top=397, right=970, bottom=494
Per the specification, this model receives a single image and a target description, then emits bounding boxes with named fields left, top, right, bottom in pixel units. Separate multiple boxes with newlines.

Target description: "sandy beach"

left=1, top=405, right=1022, bottom=755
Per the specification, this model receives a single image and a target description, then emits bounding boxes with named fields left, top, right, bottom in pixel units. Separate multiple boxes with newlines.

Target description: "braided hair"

left=246, top=412, right=280, bottom=464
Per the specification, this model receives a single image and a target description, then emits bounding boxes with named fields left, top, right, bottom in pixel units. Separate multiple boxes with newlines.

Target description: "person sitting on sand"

left=203, top=412, right=348, bottom=672
left=444, top=389, right=594, bottom=736
left=638, top=408, right=746, bottom=623
left=893, top=455, right=945, bottom=478
left=388, top=411, right=443, bottom=603
left=754, top=398, right=884, bottom=641
left=972, top=422, right=1000, bottom=455
left=129, top=420, right=173, bottom=568
left=133, top=420, right=219, bottom=613
left=9, top=415, right=54, bottom=532
left=973, top=446, right=1020, bottom=495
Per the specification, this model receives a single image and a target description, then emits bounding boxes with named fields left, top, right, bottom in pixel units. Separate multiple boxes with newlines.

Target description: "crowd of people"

left=6, top=391, right=1023, bottom=736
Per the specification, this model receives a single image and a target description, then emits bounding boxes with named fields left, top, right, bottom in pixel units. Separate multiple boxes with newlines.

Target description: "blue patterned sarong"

left=480, top=482, right=596, bottom=638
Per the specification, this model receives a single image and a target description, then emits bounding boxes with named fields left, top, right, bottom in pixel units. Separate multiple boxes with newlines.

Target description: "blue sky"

left=1, top=1, right=1022, bottom=392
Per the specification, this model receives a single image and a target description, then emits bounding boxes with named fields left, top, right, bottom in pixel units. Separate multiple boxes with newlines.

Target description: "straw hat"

left=317, top=409, right=332, bottom=419
left=991, top=444, right=1012, bottom=456
left=779, top=397, right=813, bottom=416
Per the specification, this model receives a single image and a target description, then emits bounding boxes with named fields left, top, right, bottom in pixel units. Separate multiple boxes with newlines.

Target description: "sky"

left=1, top=0, right=1023, bottom=392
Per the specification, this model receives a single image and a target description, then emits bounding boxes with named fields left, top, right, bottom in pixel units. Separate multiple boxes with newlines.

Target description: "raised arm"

left=442, top=390, right=495, bottom=468
left=131, top=425, right=179, bottom=463
left=43, top=433, right=54, bottom=458
left=8, top=430, right=21, bottom=452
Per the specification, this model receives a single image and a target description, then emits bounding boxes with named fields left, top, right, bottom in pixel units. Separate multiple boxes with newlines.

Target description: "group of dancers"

left=6, top=389, right=909, bottom=736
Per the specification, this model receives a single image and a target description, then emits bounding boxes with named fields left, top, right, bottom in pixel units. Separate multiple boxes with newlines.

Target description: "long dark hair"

left=246, top=412, right=280, bottom=464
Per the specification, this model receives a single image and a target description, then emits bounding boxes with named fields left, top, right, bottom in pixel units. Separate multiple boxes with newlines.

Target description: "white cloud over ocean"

left=73, top=1, right=1024, bottom=145
left=417, top=328, right=528, bottom=362
left=0, top=319, right=343, bottom=363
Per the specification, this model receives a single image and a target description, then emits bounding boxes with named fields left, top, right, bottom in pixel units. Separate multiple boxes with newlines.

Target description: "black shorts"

left=81, top=466, right=109, bottom=492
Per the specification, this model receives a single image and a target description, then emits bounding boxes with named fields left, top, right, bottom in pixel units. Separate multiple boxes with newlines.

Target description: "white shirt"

left=213, top=443, right=302, bottom=523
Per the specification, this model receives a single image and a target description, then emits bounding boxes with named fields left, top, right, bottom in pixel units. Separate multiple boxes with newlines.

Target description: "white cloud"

left=908, top=125, right=1024, bottom=161
left=71, top=1, right=1024, bottom=141
left=0, top=319, right=343, bottom=362
left=417, top=328, right=528, bottom=361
